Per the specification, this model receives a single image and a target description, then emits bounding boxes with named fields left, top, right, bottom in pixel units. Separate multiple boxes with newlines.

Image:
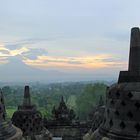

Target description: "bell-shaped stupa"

left=84, top=27, right=140, bottom=140
left=0, top=89, right=24, bottom=140
left=12, top=86, right=52, bottom=140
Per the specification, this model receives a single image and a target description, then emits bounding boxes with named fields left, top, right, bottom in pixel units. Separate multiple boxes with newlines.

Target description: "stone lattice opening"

left=115, top=110, right=120, bottom=116
left=120, top=121, right=126, bottom=129
left=127, top=111, right=133, bottom=118
left=135, top=123, right=140, bottom=132
left=116, top=91, right=120, bottom=97
left=135, top=102, right=140, bottom=109
left=110, top=99, right=115, bottom=105
left=128, top=92, right=133, bottom=98
left=121, top=101, right=126, bottom=106
left=109, top=119, right=113, bottom=127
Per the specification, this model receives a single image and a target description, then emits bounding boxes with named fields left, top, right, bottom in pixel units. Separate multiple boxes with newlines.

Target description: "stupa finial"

left=118, top=27, right=140, bottom=83
left=0, top=89, right=6, bottom=121
left=129, top=27, right=140, bottom=72
left=23, top=85, right=31, bottom=106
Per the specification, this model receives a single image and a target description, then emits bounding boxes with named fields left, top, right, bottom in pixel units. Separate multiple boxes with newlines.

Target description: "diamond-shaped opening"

left=135, top=123, right=140, bottom=132
left=109, top=119, right=113, bottom=127
left=110, top=99, right=115, bottom=105
left=120, top=121, right=126, bottom=129
left=115, top=110, right=120, bottom=116
left=135, top=102, right=140, bottom=109
left=107, top=109, right=110, bottom=115
left=103, top=118, right=106, bottom=124
left=128, top=92, right=133, bottom=98
left=116, top=91, right=120, bottom=97
left=26, top=124, right=29, bottom=127
left=3, top=113, right=5, bottom=120
left=127, top=111, right=133, bottom=118
left=109, top=91, right=111, bottom=96
left=19, top=124, right=23, bottom=127
left=1, top=98, right=3, bottom=103
left=23, top=119, right=26, bottom=123
left=121, top=100, right=126, bottom=106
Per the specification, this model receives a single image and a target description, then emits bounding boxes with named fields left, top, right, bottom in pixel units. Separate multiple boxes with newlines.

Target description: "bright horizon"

left=0, top=0, right=139, bottom=82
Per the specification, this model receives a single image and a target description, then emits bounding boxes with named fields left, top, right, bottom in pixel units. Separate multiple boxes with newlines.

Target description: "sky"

left=0, top=0, right=140, bottom=82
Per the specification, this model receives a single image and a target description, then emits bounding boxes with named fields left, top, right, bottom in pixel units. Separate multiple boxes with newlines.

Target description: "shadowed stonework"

left=119, top=27, right=140, bottom=83
left=51, top=96, right=76, bottom=125
left=45, top=97, right=89, bottom=140
left=0, top=89, right=24, bottom=140
left=84, top=27, right=140, bottom=140
left=12, top=86, right=52, bottom=140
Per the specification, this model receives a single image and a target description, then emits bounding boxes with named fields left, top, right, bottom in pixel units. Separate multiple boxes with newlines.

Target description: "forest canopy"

left=1, top=82, right=107, bottom=120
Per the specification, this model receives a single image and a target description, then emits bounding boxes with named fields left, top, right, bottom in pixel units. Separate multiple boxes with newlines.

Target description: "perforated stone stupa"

left=12, top=86, right=52, bottom=140
left=0, top=89, right=24, bottom=140
left=51, top=96, right=76, bottom=125
left=85, top=27, right=140, bottom=140
left=6, top=26, right=140, bottom=140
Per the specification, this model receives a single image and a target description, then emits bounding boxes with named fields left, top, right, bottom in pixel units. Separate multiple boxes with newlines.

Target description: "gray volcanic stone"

left=99, top=27, right=140, bottom=140
left=0, top=89, right=24, bottom=140
left=12, top=86, right=52, bottom=140
left=118, top=27, right=140, bottom=83
left=84, top=27, right=140, bottom=140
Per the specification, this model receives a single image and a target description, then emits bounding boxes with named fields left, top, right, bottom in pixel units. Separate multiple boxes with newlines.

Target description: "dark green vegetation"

left=2, top=82, right=107, bottom=120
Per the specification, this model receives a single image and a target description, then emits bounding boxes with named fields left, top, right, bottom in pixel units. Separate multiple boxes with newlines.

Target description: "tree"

left=76, top=83, right=106, bottom=120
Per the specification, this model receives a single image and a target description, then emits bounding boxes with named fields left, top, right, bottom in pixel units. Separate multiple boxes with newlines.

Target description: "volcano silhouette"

left=0, top=56, right=64, bottom=82
left=0, top=57, right=116, bottom=83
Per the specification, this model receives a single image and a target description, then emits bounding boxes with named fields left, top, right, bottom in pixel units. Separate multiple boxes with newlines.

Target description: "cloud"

left=0, top=42, right=48, bottom=64
left=0, top=45, right=29, bottom=57
left=4, top=38, right=55, bottom=49
left=0, top=43, right=30, bottom=64
left=0, top=38, right=49, bottom=64
left=23, top=54, right=127, bottom=69
left=0, top=36, right=127, bottom=71
left=0, top=57, right=8, bottom=64
left=24, top=48, right=48, bottom=59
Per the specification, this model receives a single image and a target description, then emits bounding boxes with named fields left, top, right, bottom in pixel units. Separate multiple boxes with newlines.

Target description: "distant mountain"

left=0, top=57, right=64, bottom=82
left=0, top=57, right=117, bottom=83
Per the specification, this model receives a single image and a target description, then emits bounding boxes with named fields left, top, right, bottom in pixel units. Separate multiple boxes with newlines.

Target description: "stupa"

left=12, top=86, right=52, bottom=140
left=86, top=27, right=140, bottom=140
left=51, top=96, right=76, bottom=125
left=0, top=89, right=24, bottom=140
left=45, top=97, right=83, bottom=140
left=83, top=96, right=105, bottom=140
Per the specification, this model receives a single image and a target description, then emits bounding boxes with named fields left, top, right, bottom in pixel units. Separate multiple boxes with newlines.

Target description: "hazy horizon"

left=0, top=0, right=139, bottom=82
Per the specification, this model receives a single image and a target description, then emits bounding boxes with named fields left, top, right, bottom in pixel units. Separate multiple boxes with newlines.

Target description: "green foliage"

left=6, top=107, right=16, bottom=119
left=76, top=83, right=106, bottom=120
left=2, top=82, right=107, bottom=120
